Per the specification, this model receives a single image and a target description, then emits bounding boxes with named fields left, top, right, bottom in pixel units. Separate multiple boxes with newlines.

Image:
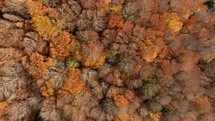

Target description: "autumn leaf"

left=162, top=12, right=183, bottom=32
left=50, top=31, right=78, bottom=58
left=139, top=43, right=159, bottom=62
left=63, top=68, right=85, bottom=96
left=149, top=111, right=161, bottom=121
left=22, top=52, right=52, bottom=79
left=82, top=54, right=107, bottom=68
left=32, top=16, right=58, bottom=39
left=115, top=113, right=130, bottom=121
left=125, top=90, right=135, bottom=101
left=0, top=102, right=8, bottom=117
left=41, top=80, right=54, bottom=97
left=193, top=96, right=212, bottom=114
left=107, top=15, right=124, bottom=29
left=113, top=94, right=129, bottom=108
left=26, top=0, right=51, bottom=17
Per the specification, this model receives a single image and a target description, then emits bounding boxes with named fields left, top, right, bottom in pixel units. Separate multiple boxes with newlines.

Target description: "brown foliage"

left=0, top=29, right=24, bottom=48
left=0, top=48, right=23, bottom=63
left=80, top=0, right=110, bottom=9
left=1, top=0, right=215, bottom=120
left=180, top=51, right=200, bottom=71
left=125, top=90, right=135, bottom=101
left=79, top=30, right=106, bottom=68
left=80, top=0, right=97, bottom=9
left=23, top=32, right=49, bottom=56
left=170, top=0, right=205, bottom=20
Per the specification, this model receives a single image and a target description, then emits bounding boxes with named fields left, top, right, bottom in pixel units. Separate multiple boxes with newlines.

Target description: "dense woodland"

left=0, top=0, right=215, bottom=121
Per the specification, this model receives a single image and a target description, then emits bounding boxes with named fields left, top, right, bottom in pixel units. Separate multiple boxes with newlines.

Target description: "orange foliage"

left=193, top=96, right=212, bottom=114
left=0, top=102, right=8, bottom=117
left=183, top=116, right=196, bottom=121
left=40, top=80, right=54, bottom=97
left=82, top=54, right=107, bottom=68
left=113, top=94, right=129, bottom=108
left=115, top=113, right=130, bottom=121
left=22, top=52, right=52, bottom=79
left=50, top=31, right=78, bottom=58
left=107, top=15, right=124, bottom=29
left=139, top=44, right=159, bottom=62
left=63, top=68, right=85, bottom=96
left=57, top=89, right=70, bottom=95
left=134, top=62, right=143, bottom=74
left=26, top=0, right=51, bottom=17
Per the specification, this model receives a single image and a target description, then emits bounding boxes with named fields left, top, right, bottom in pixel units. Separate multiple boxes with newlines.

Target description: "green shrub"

left=205, top=0, right=215, bottom=11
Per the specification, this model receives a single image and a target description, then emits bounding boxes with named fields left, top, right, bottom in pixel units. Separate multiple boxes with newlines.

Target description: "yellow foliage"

left=168, top=21, right=183, bottom=32
left=149, top=112, right=161, bottom=121
left=163, top=13, right=183, bottom=32
left=41, top=80, right=54, bottom=97
left=206, top=55, right=215, bottom=63
left=0, top=25, right=7, bottom=32
left=63, top=68, right=85, bottom=96
left=32, top=16, right=58, bottom=39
